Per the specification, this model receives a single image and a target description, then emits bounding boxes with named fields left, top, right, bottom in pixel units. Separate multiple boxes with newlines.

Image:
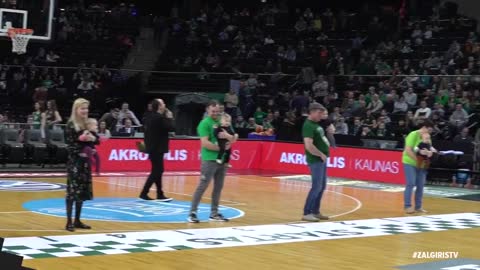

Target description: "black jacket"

left=144, top=112, right=175, bottom=154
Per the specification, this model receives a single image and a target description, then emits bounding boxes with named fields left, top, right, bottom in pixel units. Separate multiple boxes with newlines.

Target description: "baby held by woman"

left=79, top=118, right=100, bottom=174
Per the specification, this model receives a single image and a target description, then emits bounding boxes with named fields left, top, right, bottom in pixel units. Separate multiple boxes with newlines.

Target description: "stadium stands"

left=0, top=1, right=477, bottom=185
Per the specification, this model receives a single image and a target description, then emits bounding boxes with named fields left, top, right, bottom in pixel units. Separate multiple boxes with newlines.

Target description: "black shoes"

left=209, top=213, right=229, bottom=222
left=66, top=220, right=92, bottom=232
left=157, top=196, right=173, bottom=202
left=65, top=223, right=75, bottom=232
left=139, top=194, right=173, bottom=202
left=74, top=221, right=91, bottom=229
left=139, top=194, right=155, bottom=200
left=188, top=213, right=229, bottom=223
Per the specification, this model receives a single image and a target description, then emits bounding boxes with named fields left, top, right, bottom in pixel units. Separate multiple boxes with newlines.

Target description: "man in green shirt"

left=302, top=103, right=330, bottom=222
left=402, top=120, right=435, bottom=214
left=188, top=100, right=238, bottom=223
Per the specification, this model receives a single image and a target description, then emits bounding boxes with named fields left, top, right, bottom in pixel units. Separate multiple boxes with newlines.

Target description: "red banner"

left=96, top=139, right=405, bottom=184
left=96, top=139, right=263, bottom=172
left=259, top=142, right=404, bottom=184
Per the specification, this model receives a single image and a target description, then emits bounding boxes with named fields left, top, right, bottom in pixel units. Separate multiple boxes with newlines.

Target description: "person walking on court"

left=402, top=120, right=436, bottom=214
left=188, top=100, right=238, bottom=223
left=65, top=98, right=97, bottom=232
left=302, top=103, right=330, bottom=222
left=140, top=99, right=175, bottom=201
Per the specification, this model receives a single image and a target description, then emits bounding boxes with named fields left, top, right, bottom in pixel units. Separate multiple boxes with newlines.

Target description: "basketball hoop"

left=7, top=28, right=33, bottom=54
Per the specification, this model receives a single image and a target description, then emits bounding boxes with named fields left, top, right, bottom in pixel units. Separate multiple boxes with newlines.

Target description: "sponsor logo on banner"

left=96, top=139, right=261, bottom=172
left=0, top=180, right=66, bottom=191
left=260, top=142, right=404, bottom=183
left=279, top=152, right=346, bottom=168
left=96, top=139, right=405, bottom=184
left=108, top=149, right=188, bottom=161
left=353, top=159, right=400, bottom=174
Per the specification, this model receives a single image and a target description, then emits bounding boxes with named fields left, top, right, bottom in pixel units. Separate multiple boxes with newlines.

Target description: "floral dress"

left=65, top=121, right=94, bottom=201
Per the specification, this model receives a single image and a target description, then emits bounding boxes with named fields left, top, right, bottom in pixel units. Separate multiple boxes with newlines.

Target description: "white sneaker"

left=188, top=213, right=200, bottom=223
left=405, top=207, right=415, bottom=214
left=302, top=214, right=320, bottom=222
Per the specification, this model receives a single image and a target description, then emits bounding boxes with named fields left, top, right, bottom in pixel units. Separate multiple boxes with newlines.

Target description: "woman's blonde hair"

left=69, top=98, right=90, bottom=131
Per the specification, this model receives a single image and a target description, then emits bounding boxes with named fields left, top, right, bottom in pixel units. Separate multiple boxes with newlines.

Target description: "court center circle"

left=23, top=197, right=244, bottom=223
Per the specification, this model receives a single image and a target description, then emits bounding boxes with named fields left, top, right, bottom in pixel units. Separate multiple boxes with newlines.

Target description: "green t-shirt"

left=32, top=111, right=41, bottom=129
left=254, top=111, right=267, bottom=125
left=435, top=95, right=449, bottom=106
left=197, top=116, right=220, bottom=161
left=302, top=119, right=330, bottom=164
left=402, top=130, right=421, bottom=166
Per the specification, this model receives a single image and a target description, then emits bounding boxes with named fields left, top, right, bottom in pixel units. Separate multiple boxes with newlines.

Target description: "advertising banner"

left=96, top=139, right=404, bottom=183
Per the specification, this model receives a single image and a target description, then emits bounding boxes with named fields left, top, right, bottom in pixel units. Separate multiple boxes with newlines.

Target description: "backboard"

left=0, top=0, right=55, bottom=41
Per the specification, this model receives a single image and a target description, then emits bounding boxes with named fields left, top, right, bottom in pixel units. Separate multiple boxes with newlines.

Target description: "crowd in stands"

left=0, top=2, right=139, bottom=137
left=0, top=1, right=478, bottom=150
left=158, top=2, right=479, bottom=145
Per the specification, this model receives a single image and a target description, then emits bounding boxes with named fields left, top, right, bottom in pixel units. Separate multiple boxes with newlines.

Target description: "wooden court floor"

left=0, top=173, right=479, bottom=270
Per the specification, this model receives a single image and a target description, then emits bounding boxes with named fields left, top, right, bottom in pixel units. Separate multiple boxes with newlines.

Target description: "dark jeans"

left=141, top=152, right=165, bottom=197
left=303, top=161, right=327, bottom=215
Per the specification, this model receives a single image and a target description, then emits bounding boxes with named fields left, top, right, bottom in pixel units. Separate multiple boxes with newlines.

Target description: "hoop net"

left=7, top=28, right=34, bottom=54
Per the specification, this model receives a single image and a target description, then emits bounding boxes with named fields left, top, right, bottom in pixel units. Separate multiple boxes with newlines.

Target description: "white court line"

left=93, top=179, right=246, bottom=206
left=0, top=174, right=360, bottom=230
left=270, top=174, right=480, bottom=204
left=326, top=190, right=363, bottom=218
left=231, top=175, right=363, bottom=219
left=0, top=192, right=360, bottom=233
left=0, top=228, right=181, bottom=233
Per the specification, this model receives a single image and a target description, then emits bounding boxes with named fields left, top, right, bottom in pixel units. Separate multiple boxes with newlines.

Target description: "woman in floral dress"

left=65, top=98, right=97, bottom=232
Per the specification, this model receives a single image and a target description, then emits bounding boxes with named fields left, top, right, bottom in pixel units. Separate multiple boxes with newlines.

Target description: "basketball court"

left=0, top=172, right=479, bottom=269
left=0, top=0, right=478, bottom=269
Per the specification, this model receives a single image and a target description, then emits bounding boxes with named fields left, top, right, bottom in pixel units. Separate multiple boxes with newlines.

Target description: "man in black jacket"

left=140, top=99, right=175, bottom=201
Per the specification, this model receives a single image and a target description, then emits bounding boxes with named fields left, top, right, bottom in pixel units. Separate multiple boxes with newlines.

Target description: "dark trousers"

left=141, top=152, right=165, bottom=197
left=82, top=147, right=100, bottom=174
left=93, top=152, right=100, bottom=174
left=216, top=139, right=231, bottom=163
